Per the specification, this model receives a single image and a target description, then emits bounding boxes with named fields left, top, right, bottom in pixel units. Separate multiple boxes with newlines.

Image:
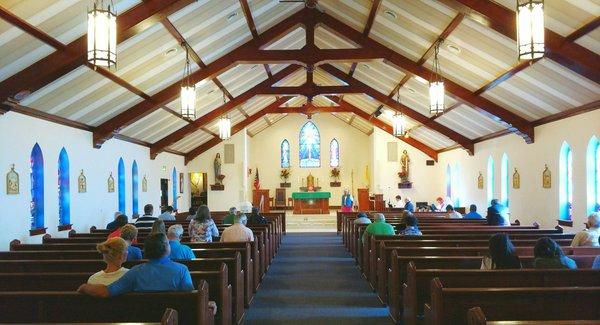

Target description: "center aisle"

left=243, top=232, right=392, bottom=324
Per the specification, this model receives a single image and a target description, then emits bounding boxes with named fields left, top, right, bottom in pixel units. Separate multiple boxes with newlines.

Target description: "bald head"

left=588, top=212, right=600, bottom=228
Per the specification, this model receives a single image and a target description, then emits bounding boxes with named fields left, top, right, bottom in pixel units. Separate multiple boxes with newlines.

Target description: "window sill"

left=29, top=227, right=47, bottom=236
left=58, top=224, right=72, bottom=231
left=557, top=219, right=573, bottom=227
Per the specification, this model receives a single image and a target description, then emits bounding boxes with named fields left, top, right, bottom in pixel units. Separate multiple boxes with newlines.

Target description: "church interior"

left=0, top=0, right=599, bottom=324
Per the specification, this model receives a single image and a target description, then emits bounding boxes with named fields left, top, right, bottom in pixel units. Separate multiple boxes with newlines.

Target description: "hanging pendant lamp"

left=429, top=41, right=445, bottom=115
left=180, top=45, right=196, bottom=120
left=517, top=0, right=545, bottom=60
left=218, top=92, right=231, bottom=140
left=88, top=0, right=117, bottom=68
left=392, top=87, right=406, bottom=137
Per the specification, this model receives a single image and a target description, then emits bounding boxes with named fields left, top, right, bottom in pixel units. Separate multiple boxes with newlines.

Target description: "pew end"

left=68, top=229, right=76, bottom=237
left=9, top=239, right=20, bottom=251
left=514, top=219, right=520, bottom=225
left=42, top=233, right=51, bottom=243
left=161, top=308, right=178, bottom=325
left=467, top=307, right=486, bottom=325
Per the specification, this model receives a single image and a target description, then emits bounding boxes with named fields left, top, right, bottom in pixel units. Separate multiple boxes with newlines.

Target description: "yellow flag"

left=364, top=165, right=370, bottom=189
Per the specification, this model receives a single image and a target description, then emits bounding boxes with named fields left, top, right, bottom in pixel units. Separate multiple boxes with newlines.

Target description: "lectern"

left=357, top=188, right=370, bottom=211
left=252, top=189, right=270, bottom=213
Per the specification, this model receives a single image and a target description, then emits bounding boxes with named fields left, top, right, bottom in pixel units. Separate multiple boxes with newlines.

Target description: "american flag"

left=253, top=168, right=260, bottom=190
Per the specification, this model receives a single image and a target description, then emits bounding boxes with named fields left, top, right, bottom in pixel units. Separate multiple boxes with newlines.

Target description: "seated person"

left=393, top=195, right=403, bottom=208
left=189, top=205, right=219, bottom=243
left=398, top=214, right=422, bottom=236
left=464, top=204, right=483, bottom=219
left=158, top=206, right=176, bottom=221
left=78, top=233, right=194, bottom=297
left=353, top=212, right=372, bottom=225
left=239, top=201, right=253, bottom=215
left=87, top=237, right=129, bottom=285
left=120, top=224, right=142, bottom=261
left=135, top=204, right=158, bottom=229
left=247, top=206, right=268, bottom=225
left=221, top=214, right=254, bottom=242
left=106, top=211, right=124, bottom=231
left=223, top=207, right=237, bottom=225
left=362, top=213, right=395, bottom=243
left=431, top=197, right=446, bottom=211
left=404, top=197, right=415, bottom=213
left=534, top=237, right=577, bottom=269
left=446, top=205, right=462, bottom=219
left=167, top=224, right=195, bottom=261
left=486, top=199, right=510, bottom=226
left=186, top=206, right=198, bottom=221
left=151, top=219, right=166, bottom=235
left=107, top=214, right=129, bottom=239
left=571, top=212, right=600, bottom=247
left=481, top=233, right=522, bottom=269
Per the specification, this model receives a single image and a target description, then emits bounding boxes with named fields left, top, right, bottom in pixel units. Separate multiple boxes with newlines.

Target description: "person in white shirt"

left=353, top=212, right=372, bottom=225
left=571, top=212, right=600, bottom=247
left=87, top=237, right=129, bottom=285
left=158, top=206, right=176, bottom=221
left=446, top=205, right=463, bottom=219
left=221, top=214, right=254, bottom=242
left=393, top=195, right=403, bottom=208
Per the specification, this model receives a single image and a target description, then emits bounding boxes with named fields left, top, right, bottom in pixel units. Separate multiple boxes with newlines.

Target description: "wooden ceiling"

left=0, top=0, right=598, bottom=164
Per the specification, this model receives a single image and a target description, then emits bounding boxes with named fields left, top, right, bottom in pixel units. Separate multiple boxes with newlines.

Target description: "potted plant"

left=330, top=167, right=341, bottom=187
left=280, top=168, right=291, bottom=188
left=397, top=171, right=412, bottom=189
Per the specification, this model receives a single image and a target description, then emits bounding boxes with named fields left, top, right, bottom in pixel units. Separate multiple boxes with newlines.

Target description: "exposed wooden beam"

left=263, top=116, right=273, bottom=126
left=0, top=0, right=196, bottom=104
left=239, top=0, right=272, bottom=78
left=318, top=10, right=534, bottom=144
left=252, top=114, right=288, bottom=137
left=348, top=114, right=356, bottom=125
left=532, top=100, right=600, bottom=127
left=565, top=17, right=600, bottom=42
left=474, top=58, right=540, bottom=95
left=200, top=127, right=219, bottom=138
left=320, top=65, right=474, bottom=154
left=348, top=0, right=381, bottom=76
left=0, top=5, right=66, bottom=50
left=440, top=0, right=600, bottom=84
left=417, top=13, right=465, bottom=66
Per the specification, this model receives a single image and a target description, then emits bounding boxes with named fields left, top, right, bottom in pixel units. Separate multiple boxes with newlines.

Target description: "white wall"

left=0, top=112, right=189, bottom=250
left=186, top=130, right=249, bottom=211
left=370, top=127, right=442, bottom=204
left=437, top=109, right=600, bottom=230
left=249, top=114, right=372, bottom=204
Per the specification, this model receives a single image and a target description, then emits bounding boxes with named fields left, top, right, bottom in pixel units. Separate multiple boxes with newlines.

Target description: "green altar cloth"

left=292, top=192, right=331, bottom=199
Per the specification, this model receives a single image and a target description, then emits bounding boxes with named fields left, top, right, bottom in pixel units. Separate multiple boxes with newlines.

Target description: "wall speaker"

left=224, top=144, right=234, bottom=164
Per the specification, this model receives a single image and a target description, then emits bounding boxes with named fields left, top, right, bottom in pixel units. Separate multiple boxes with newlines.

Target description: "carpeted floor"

left=242, top=233, right=392, bottom=325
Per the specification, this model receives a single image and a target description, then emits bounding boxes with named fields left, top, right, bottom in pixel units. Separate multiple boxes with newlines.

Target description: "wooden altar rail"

left=400, top=264, right=600, bottom=325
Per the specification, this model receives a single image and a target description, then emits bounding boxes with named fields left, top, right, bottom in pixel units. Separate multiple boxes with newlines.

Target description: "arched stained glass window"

left=587, top=136, right=600, bottom=214
left=281, top=139, right=290, bottom=168
left=299, top=121, right=320, bottom=168
left=172, top=167, right=178, bottom=210
left=58, top=148, right=70, bottom=226
left=453, top=163, right=461, bottom=208
left=500, top=153, right=509, bottom=207
left=329, top=139, right=340, bottom=167
left=132, top=161, right=139, bottom=216
left=30, top=143, right=44, bottom=230
left=559, top=142, right=573, bottom=220
left=487, top=156, right=495, bottom=204
left=118, top=158, right=125, bottom=214
left=445, top=164, right=452, bottom=199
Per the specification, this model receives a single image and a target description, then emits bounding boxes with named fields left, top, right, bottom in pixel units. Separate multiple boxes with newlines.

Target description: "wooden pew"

left=0, top=280, right=214, bottom=325
left=0, top=264, right=233, bottom=325
left=399, top=263, right=600, bottom=325
left=423, top=278, right=600, bottom=325
left=467, top=307, right=600, bottom=325
left=0, top=257, right=244, bottom=324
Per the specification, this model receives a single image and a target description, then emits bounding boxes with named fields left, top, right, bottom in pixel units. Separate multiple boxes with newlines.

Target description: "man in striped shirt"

left=135, top=204, right=158, bottom=229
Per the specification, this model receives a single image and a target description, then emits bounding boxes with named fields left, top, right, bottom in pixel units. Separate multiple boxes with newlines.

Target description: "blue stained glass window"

left=299, top=121, right=320, bottom=168
left=559, top=142, right=573, bottom=220
left=500, top=153, right=509, bottom=207
left=587, top=136, right=600, bottom=214
left=30, top=143, right=44, bottom=230
left=281, top=139, right=290, bottom=168
left=445, top=164, right=452, bottom=199
left=487, top=156, right=494, bottom=204
left=118, top=158, right=125, bottom=214
left=329, top=139, right=339, bottom=167
left=58, top=148, right=70, bottom=226
left=132, top=161, right=139, bottom=215
left=172, top=167, right=178, bottom=209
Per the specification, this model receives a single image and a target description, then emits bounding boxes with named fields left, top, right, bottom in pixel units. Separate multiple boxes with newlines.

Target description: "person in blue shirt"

left=533, top=237, right=577, bottom=269
left=464, top=204, right=483, bottom=219
left=404, top=197, right=415, bottom=213
left=120, top=224, right=142, bottom=261
left=398, top=214, right=422, bottom=236
left=167, top=224, right=195, bottom=261
left=486, top=199, right=510, bottom=226
left=341, top=189, right=354, bottom=212
left=78, top=233, right=194, bottom=297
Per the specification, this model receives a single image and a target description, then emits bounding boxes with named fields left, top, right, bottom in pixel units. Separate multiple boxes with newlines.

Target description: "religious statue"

left=512, top=168, right=520, bottom=189
left=542, top=164, right=551, bottom=188
left=78, top=170, right=87, bottom=193
left=6, top=164, right=19, bottom=195
left=477, top=172, right=484, bottom=189
left=107, top=173, right=115, bottom=193
left=142, top=175, right=148, bottom=192
left=214, top=153, right=222, bottom=184
left=341, top=188, right=354, bottom=212
left=400, top=150, right=410, bottom=181
left=306, top=173, right=315, bottom=190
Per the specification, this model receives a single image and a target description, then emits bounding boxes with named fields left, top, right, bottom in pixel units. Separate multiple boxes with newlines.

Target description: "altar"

left=292, top=192, right=331, bottom=214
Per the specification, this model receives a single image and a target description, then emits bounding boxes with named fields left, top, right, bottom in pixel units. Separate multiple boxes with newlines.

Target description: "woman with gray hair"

left=571, top=212, right=600, bottom=247
left=167, top=224, right=195, bottom=260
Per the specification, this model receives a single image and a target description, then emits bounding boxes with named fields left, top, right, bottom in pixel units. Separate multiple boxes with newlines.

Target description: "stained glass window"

left=299, top=121, right=320, bottom=168
left=501, top=153, right=509, bottom=207
left=559, top=142, right=573, bottom=220
left=487, top=156, right=494, bottom=204
left=30, top=143, right=44, bottom=230
left=329, top=139, right=339, bottom=167
left=118, top=158, right=125, bottom=214
left=172, top=167, right=178, bottom=209
left=58, top=148, right=70, bottom=226
left=587, top=136, right=600, bottom=214
left=281, top=139, right=290, bottom=168
left=132, top=161, right=139, bottom=215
